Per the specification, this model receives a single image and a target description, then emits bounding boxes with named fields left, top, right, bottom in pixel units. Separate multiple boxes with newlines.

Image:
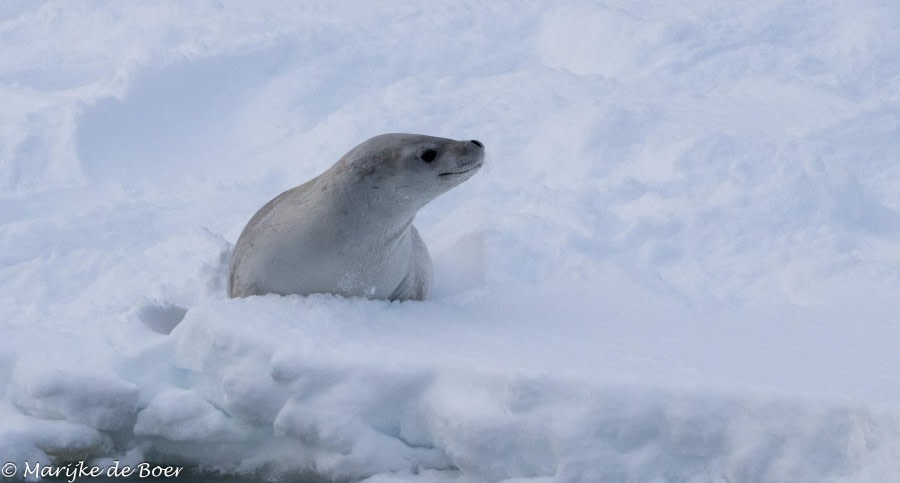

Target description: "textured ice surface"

left=2, top=1, right=900, bottom=481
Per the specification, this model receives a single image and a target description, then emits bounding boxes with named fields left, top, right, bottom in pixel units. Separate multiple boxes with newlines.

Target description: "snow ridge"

left=3, top=1, right=900, bottom=481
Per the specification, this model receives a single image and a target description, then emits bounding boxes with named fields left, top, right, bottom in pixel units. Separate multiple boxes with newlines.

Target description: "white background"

left=2, top=1, right=900, bottom=481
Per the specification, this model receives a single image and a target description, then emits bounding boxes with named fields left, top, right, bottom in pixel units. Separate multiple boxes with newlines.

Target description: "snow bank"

left=3, top=1, right=900, bottom=481
left=151, top=297, right=900, bottom=481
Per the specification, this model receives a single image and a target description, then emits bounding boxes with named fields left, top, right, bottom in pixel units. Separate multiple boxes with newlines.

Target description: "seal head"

left=228, top=133, right=484, bottom=301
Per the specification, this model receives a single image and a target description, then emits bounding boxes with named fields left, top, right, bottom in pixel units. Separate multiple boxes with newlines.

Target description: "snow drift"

left=2, top=1, right=900, bottom=481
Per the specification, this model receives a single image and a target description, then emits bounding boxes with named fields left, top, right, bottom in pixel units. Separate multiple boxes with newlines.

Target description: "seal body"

left=228, top=133, right=484, bottom=301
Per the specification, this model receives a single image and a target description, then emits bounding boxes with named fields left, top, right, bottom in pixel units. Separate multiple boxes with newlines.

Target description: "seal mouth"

left=439, top=162, right=482, bottom=177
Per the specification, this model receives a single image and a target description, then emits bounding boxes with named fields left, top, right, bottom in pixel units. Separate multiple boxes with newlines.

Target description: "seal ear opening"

left=420, top=149, right=438, bottom=163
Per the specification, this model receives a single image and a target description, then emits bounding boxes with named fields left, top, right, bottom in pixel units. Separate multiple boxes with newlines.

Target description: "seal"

left=228, top=133, right=484, bottom=301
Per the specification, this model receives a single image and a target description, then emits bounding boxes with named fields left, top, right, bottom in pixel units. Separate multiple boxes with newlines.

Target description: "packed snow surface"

left=3, top=1, right=900, bottom=481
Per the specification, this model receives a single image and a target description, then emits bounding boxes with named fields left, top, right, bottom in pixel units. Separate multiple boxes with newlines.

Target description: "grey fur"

left=228, top=133, right=484, bottom=301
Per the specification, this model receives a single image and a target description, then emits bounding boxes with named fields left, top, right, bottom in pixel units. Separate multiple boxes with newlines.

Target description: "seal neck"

left=328, top=177, right=424, bottom=237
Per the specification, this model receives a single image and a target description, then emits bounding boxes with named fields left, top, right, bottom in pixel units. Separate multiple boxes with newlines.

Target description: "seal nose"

left=469, top=140, right=483, bottom=148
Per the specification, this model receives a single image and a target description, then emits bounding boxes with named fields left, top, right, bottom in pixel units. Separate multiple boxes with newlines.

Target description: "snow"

left=2, top=1, right=900, bottom=481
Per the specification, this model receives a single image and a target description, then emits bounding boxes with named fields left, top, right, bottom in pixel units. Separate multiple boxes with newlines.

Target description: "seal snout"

left=463, top=139, right=485, bottom=169
left=438, top=140, right=484, bottom=177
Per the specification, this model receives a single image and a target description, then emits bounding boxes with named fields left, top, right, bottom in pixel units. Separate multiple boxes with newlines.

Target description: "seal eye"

left=420, top=149, right=437, bottom=163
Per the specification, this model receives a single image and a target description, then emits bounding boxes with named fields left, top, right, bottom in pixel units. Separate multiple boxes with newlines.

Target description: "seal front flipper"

left=387, top=225, right=432, bottom=301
